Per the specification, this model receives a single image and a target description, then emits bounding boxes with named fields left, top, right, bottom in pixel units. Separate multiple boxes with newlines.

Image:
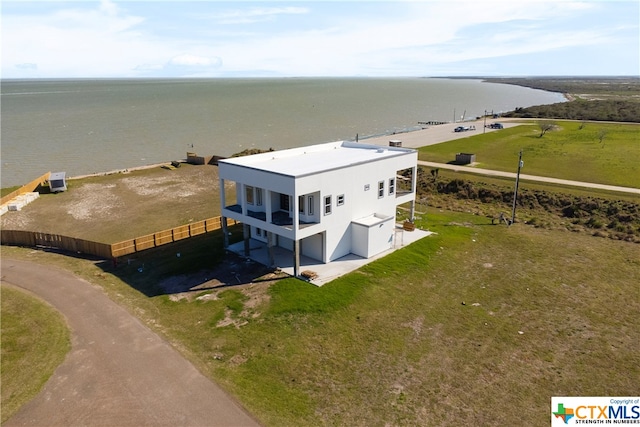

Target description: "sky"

left=2, top=0, right=638, bottom=79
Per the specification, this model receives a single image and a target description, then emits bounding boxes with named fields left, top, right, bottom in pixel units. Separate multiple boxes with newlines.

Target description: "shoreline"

left=71, top=118, right=502, bottom=180
left=3, top=117, right=529, bottom=188
left=67, top=161, right=174, bottom=181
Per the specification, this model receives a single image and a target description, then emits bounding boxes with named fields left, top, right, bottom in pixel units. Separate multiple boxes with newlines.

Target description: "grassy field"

left=418, top=122, right=640, bottom=188
left=3, top=208, right=638, bottom=426
left=0, top=285, right=71, bottom=423
left=2, top=118, right=639, bottom=425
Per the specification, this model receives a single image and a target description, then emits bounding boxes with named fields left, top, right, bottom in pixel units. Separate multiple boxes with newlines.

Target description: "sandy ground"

left=1, top=163, right=225, bottom=242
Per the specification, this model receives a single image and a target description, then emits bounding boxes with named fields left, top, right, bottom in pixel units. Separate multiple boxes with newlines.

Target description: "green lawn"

left=1, top=286, right=71, bottom=423
left=3, top=209, right=638, bottom=426
left=418, top=122, right=640, bottom=188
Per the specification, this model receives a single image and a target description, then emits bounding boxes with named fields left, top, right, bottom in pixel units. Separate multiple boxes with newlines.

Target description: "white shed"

left=49, top=172, right=67, bottom=193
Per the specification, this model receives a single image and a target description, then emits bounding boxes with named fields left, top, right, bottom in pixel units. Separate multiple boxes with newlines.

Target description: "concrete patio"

left=227, top=224, right=434, bottom=286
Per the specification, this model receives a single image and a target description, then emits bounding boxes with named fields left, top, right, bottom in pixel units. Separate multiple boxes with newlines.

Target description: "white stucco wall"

left=219, top=141, right=417, bottom=263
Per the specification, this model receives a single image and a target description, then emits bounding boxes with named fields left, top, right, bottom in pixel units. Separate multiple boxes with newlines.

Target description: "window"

left=308, top=195, right=314, bottom=215
left=337, top=194, right=345, bottom=206
left=364, top=184, right=370, bottom=191
left=246, top=185, right=254, bottom=205
left=280, top=193, right=290, bottom=212
left=256, top=188, right=263, bottom=206
left=299, top=195, right=305, bottom=213
left=324, top=195, right=332, bottom=215
left=389, top=178, right=395, bottom=195
left=255, top=228, right=262, bottom=237
left=378, top=181, right=384, bottom=198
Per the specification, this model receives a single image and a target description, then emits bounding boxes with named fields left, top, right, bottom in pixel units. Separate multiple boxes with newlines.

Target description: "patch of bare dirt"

left=402, top=316, right=424, bottom=341
left=120, top=168, right=214, bottom=199
left=66, top=183, right=124, bottom=221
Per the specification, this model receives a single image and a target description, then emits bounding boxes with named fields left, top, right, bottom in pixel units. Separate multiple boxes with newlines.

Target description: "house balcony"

left=224, top=204, right=318, bottom=230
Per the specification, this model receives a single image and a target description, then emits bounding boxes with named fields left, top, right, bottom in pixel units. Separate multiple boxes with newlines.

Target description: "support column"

left=219, top=177, right=226, bottom=208
left=292, top=195, right=299, bottom=232
left=243, top=223, right=250, bottom=257
left=410, top=166, right=418, bottom=222
left=266, top=190, right=273, bottom=224
left=267, top=232, right=275, bottom=267
left=293, top=239, right=300, bottom=277
left=222, top=216, right=229, bottom=248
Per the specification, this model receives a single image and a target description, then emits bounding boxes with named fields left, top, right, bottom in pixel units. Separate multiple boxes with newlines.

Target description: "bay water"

left=1, top=78, right=565, bottom=188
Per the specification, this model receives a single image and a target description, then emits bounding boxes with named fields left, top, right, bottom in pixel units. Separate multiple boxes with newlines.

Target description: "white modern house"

left=218, top=140, right=418, bottom=278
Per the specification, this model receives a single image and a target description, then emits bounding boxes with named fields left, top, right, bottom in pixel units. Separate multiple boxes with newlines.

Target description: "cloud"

left=161, top=54, right=223, bottom=76
left=168, top=54, right=222, bottom=67
left=209, top=6, right=309, bottom=25
left=2, top=1, right=149, bottom=77
left=15, top=63, right=38, bottom=71
left=1, top=1, right=636, bottom=78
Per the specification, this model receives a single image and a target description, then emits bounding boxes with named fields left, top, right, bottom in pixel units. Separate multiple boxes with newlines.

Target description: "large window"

left=324, top=195, right=332, bottom=215
left=246, top=185, right=254, bottom=205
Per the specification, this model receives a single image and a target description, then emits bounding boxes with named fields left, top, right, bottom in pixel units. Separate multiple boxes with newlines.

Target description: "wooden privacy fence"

left=0, top=172, right=51, bottom=206
left=110, top=217, right=237, bottom=258
left=1, top=230, right=113, bottom=259
left=1, top=216, right=238, bottom=259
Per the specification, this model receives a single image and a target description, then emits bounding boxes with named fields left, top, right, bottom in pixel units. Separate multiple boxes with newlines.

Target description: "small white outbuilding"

left=49, top=172, right=67, bottom=193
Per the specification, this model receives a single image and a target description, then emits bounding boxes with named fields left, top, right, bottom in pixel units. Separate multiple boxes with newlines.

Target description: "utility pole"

left=483, top=110, right=487, bottom=133
left=510, top=149, right=523, bottom=226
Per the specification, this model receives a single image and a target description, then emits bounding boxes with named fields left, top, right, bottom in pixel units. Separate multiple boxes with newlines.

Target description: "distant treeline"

left=485, top=77, right=640, bottom=123
left=501, top=99, right=640, bottom=123
left=485, top=77, right=640, bottom=96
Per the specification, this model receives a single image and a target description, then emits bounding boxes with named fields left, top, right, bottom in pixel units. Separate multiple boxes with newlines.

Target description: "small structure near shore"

left=455, top=153, right=476, bottom=165
left=186, top=152, right=226, bottom=165
left=49, top=172, right=67, bottom=193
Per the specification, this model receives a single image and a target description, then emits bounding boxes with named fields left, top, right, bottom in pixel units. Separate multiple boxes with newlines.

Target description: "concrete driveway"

left=1, top=258, right=261, bottom=427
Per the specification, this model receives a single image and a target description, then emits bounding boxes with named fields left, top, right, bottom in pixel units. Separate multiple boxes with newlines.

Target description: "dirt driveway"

left=2, top=258, right=261, bottom=427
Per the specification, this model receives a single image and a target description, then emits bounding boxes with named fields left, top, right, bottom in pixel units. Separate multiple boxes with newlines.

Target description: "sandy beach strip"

left=360, top=117, right=520, bottom=149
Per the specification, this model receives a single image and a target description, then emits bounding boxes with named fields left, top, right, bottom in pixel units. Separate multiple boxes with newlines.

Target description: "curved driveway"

left=1, top=258, right=260, bottom=427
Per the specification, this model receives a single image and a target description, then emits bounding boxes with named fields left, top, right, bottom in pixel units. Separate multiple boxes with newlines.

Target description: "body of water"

left=1, top=78, right=565, bottom=187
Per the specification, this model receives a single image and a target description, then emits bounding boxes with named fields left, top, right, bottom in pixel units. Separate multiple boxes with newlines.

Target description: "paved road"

left=1, top=259, right=261, bottom=427
left=417, top=161, right=640, bottom=195
left=364, top=119, right=640, bottom=195
left=363, top=117, right=514, bottom=149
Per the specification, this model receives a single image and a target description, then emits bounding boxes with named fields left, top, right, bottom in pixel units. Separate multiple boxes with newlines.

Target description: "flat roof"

left=219, top=141, right=415, bottom=178
left=50, top=172, right=66, bottom=180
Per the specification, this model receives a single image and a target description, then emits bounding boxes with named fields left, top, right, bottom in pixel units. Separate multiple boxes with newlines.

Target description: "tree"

left=598, top=129, right=609, bottom=147
left=538, top=120, right=556, bottom=137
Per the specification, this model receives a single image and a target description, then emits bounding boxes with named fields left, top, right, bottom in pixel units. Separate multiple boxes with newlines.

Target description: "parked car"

left=488, top=123, right=504, bottom=129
